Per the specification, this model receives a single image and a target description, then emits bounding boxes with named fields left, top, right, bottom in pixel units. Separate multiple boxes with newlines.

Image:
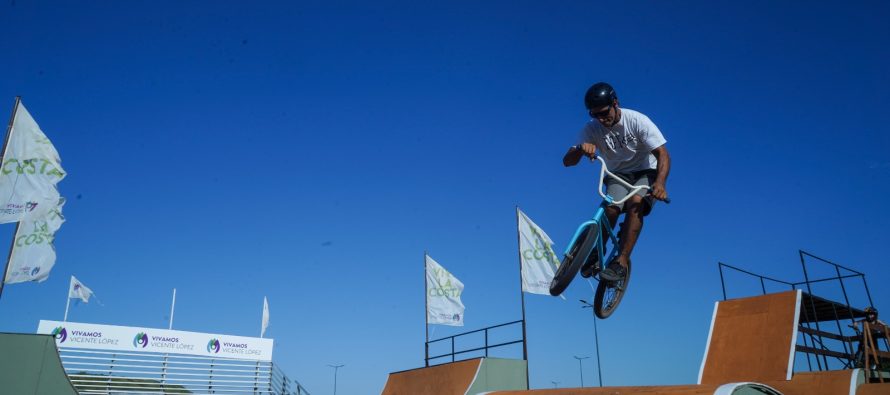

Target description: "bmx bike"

left=549, top=155, right=669, bottom=319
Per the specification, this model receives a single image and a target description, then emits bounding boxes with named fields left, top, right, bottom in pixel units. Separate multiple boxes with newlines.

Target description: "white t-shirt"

left=577, top=108, right=667, bottom=173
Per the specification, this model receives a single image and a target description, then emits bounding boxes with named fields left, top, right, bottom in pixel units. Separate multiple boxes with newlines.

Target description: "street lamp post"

left=551, top=380, right=559, bottom=389
left=573, top=355, right=589, bottom=387
left=580, top=299, right=604, bottom=387
left=327, top=364, right=344, bottom=395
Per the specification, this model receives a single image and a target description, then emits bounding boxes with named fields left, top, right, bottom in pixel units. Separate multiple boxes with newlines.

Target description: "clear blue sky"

left=1, top=1, right=889, bottom=393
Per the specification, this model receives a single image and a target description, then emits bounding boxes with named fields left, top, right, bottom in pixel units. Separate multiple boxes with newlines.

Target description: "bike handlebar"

left=591, top=156, right=671, bottom=205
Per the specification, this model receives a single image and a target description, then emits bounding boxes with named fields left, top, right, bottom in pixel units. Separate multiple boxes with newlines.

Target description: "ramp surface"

left=698, top=290, right=801, bottom=384
left=382, top=358, right=527, bottom=395
left=490, top=384, right=721, bottom=394
left=765, top=369, right=864, bottom=395
left=382, top=358, right=481, bottom=395
left=856, top=383, right=890, bottom=394
left=0, top=333, right=78, bottom=394
left=490, top=383, right=789, bottom=394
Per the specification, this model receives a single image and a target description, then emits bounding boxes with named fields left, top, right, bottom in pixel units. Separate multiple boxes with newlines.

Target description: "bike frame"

left=563, top=156, right=650, bottom=271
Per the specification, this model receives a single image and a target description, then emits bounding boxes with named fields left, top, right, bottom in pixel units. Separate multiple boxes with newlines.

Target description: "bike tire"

left=549, top=225, right=598, bottom=296
left=594, top=260, right=632, bottom=319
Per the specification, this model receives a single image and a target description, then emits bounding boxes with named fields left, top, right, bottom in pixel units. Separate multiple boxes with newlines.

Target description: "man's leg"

left=615, top=194, right=646, bottom=268
left=600, top=195, right=646, bottom=281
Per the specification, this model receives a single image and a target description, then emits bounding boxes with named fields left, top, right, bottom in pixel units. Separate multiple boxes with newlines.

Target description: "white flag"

left=0, top=100, right=66, bottom=223
left=425, top=255, right=465, bottom=326
left=518, top=208, right=560, bottom=295
left=4, top=198, right=65, bottom=284
left=261, top=297, right=270, bottom=337
left=68, top=276, right=94, bottom=303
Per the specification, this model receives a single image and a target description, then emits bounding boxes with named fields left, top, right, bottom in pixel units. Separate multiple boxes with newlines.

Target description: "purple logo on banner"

left=52, top=326, right=67, bottom=343
left=133, top=332, right=148, bottom=348
left=207, top=338, right=220, bottom=353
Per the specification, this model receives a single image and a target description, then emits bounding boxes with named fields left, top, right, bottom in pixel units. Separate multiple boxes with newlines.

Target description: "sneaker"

left=599, top=260, right=627, bottom=282
left=580, top=249, right=600, bottom=278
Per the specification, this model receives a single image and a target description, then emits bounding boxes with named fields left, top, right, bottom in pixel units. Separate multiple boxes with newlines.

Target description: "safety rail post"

left=254, top=360, right=260, bottom=394
left=161, top=353, right=169, bottom=391
left=485, top=328, right=489, bottom=357
left=798, top=251, right=828, bottom=370
left=269, top=362, right=276, bottom=394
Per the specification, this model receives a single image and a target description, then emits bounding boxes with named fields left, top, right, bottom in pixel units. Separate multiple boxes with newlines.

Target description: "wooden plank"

left=699, top=290, right=799, bottom=384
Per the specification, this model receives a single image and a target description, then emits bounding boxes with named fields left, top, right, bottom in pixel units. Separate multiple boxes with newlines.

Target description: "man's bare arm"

left=563, top=143, right=596, bottom=167
left=650, top=145, right=671, bottom=201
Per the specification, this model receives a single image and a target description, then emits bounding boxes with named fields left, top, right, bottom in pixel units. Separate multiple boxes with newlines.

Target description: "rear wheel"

left=549, top=226, right=598, bottom=296
left=594, top=260, right=632, bottom=319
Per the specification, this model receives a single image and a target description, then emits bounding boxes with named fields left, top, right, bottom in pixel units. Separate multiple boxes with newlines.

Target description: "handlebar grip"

left=663, top=197, right=671, bottom=204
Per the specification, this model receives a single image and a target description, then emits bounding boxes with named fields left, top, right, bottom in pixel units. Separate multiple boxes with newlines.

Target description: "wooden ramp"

left=698, top=290, right=802, bottom=384
left=490, top=384, right=728, bottom=394
left=856, top=383, right=890, bottom=394
left=381, top=357, right=527, bottom=395
left=489, top=371, right=864, bottom=395
left=389, top=291, right=878, bottom=395
left=765, top=369, right=865, bottom=395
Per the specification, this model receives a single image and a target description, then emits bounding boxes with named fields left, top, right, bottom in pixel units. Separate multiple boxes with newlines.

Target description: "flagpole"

left=424, top=251, right=429, bottom=367
left=169, top=288, right=176, bottom=330
left=0, top=97, right=22, bottom=301
left=515, top=207, right=530, bottom=389
left=63, top=296, right=71, bottom=321
left=63, top=276, right=73, bottom=321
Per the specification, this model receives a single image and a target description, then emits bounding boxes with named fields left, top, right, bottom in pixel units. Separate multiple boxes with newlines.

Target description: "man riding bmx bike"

left=563, top=82, right=671, bottom=282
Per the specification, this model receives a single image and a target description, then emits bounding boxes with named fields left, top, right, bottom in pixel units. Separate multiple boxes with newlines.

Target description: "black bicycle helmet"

left=865, top=306, right=878, bottom=315
left=584, top=82, right=617, bottom=109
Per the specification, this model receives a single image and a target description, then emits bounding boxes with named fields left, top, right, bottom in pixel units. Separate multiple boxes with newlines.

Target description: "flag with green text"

left=4, top=197, right=65, bottom=284
left=0, top=100, right=65, bottom=223
left=425, top=254, right=465, bottom=326
left=518, top=208, right=559, bottom=295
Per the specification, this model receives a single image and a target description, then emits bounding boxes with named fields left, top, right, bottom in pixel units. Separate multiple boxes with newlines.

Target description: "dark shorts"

left=604, top=169, right=657, bottom=216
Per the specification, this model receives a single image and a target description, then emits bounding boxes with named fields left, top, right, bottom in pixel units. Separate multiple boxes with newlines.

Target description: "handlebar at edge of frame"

left=591, top=155, right=671, bottom=205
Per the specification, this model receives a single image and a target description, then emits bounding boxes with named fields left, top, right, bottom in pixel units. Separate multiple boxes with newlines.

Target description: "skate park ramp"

left=490, top=290, right=873, bottom=395
left=392, top=291, right=879, bottom=395
left=0, top=332, right=78, bottom=394
left=488, top=383, right=781, bottom=394
left=489, top=370, right=865, bottom=394
left=698, top=290, right=801, bottom=384
left=764, top=369, right=864, bottom=395
left=381, top=357, right=528, bottom=395
left=856, top=383, right=890, bottom=394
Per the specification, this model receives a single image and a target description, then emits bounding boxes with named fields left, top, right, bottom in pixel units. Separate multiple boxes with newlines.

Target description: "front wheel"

left=550, top=225, right=598, bottom=296
left=594, top=260, right=632, bottom=319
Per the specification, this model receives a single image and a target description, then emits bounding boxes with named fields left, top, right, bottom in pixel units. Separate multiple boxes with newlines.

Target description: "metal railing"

left=59, top=347, right=310, bottom=394
left=425, top=320, right=524, bottom=366
left=716, top=250, right=883, bottom=373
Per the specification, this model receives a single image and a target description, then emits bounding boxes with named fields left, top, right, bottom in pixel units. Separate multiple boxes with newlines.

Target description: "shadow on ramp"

left=0, top=333, right=78, bottom=394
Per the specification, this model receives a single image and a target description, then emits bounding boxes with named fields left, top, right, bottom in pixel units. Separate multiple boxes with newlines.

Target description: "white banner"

left=425, top=255, right=465, bottom=326
left=37, top=320, right=274, bottom=361
left=0, top=101, right=65, bottom=223
left=68, top=275, right=94, bottom=303
left=4, top=198, right=65, bottom=284
left=518, top=208, right=559, bottom=295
